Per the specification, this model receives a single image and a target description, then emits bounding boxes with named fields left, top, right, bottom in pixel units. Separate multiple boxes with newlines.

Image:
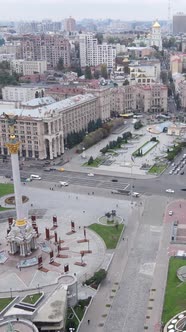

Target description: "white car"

left=59, top=181, right=69, bottom=186
left=87, top=173, right=94, bottom=177
left=169, top=171, right=173, bottom=175
left=169, top=211, right=173, bottom=216
left=166, top=189, right=175, bottom=193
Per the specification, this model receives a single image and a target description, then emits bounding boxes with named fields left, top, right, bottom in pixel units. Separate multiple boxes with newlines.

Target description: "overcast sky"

left=1, top=0, right=186, bottom=21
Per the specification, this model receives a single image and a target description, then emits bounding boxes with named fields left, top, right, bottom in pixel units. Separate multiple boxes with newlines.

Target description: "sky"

left=1, top=0, right=186, bottom=21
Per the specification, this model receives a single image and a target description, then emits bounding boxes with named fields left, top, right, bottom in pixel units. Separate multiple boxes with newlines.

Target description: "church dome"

left=153, top=21, right=160, bottom=28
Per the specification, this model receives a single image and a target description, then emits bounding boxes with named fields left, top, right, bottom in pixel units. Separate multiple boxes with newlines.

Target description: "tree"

left=85, top=66, right=92, bottom=79
left=88, top=156, right=94, bottom=165
left=94, top=69, right=101, bottom=79
left=123, top=79, right=129, bottom=86
left=56, top=57, right=64, bottom=71
left=160, top=71, right=168, bottom=85
left=101, top=64, right=108, bottom=79
left=95, top=33, right=103, bottom=44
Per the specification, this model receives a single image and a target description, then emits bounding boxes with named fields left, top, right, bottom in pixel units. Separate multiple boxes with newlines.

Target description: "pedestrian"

left=88, top=319, right=90, bottom=325
left=180, top=204, right=182, bottom=208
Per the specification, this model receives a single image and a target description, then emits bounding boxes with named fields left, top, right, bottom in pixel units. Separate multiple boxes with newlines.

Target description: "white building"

left=2, top=86, right=45, bottom=102
left=0, top=53, right=15, bottom=62
left=151, top=21, right=162, bottom=51
left=79, top=33, right=116, bottom=70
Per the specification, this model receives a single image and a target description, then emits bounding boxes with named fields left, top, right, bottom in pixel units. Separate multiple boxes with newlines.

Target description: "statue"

left=3, top=113, right=18, bottom=138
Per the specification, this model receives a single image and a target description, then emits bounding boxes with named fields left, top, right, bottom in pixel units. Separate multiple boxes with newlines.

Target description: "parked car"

left=87, top=173, right=94, bottom=177
left=181, top=171, right=184, bottom=175
left=169, top=211, right=173, bottom=216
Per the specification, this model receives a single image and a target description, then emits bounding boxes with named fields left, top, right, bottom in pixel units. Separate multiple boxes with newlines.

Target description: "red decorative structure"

left=64, top=264, right=69, bottom=273
left=54, top=231, right=58, bottom=244
left=45, top=227, right=54, bottom=240
left=38, top=255, right=49, bottom=272
left=77, top=227, right=89, bottom=243
left=49, top=250, right=60, bottom=266
left=8, top=217, right=13, bottom=229
left=51, top=216, right=58, bottom=230
left=74, top=252, right=87, bottom=267
left=33, top=225, right=39, bottom=237
left=56, top=244, right=69, bottom=258
left=80, top=240, right=92, bottom=254
left=31, top=215, right=36, bottom=222
left=66, top=221, right=76, bottom=235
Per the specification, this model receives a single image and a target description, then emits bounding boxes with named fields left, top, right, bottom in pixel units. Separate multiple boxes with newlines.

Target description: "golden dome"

left=153, top=21, right=160, bottom=28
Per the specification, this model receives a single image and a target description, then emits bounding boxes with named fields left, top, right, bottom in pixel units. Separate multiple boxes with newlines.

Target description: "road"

left=1, top=162, right=186, bottom=197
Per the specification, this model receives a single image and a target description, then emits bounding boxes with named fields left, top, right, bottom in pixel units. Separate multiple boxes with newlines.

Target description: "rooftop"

left=0, top=93, right=97, bottom=119
left=33, top=287, right=66, bottom=324
left=21, top=96, right=56, bottom=107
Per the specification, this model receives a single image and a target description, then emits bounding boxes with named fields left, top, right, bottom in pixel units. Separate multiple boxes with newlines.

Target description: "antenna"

left=168, top=0, right=172, bottom=34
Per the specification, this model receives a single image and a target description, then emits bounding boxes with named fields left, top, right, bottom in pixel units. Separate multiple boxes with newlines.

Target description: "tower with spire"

left=151, top=20, right=162, bottom=51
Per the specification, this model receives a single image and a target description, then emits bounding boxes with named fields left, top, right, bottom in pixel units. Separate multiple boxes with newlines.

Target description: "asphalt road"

left=1, top=161, right=186, bottom=197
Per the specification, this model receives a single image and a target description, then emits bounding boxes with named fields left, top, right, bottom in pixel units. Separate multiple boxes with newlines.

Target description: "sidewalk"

left=78, top=204, right=141, bottom=332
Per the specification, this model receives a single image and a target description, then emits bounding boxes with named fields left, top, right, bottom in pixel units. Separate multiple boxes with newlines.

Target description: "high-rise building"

left=64, top=17, right=76, bottom=32
left=173, top=13, right=186, bottom=34
left=20, top=34, right=71, bottom=69
left=79, top=33, right=116, bottom=70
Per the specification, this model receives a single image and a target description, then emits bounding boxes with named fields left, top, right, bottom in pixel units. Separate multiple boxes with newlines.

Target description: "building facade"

left=11, top=60, right=47, bottom=75
left=20, top=34, right=71, bottom=68
left=2, top=86, right=45, bottom=102
left=0, top=94, right=99, bottom=160
left=110, top=86, right=137, bottom=114
left=173, top=13, right=186, bottom=34
left=150, top=21, right=162, bottom=51
left=79, top=33, right=116, bottom=70
left=64, top=17, right=76, bottom=32
left=136, top=84, right=168, bottom=113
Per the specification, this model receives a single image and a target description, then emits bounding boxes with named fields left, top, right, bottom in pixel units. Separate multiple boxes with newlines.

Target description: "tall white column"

left=11, top=153, right=25, bottom=220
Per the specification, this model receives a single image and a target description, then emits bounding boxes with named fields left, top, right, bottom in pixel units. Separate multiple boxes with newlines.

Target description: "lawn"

left=22, top=293, right=42, bottom=305
left=0, top=183, right=14, bottom=198
left=0, top=297, right=15, bottom=312
left=0, top=207, right=12, bottom=211
left=162, top=258, right=186, bottom=324
left=88, top=223, right=124, bottom=249
left=148, top=164, right=167, bottom=174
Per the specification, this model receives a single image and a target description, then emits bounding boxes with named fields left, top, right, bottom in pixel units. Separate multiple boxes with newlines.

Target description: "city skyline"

left=1, top=0, right=186, bottom=21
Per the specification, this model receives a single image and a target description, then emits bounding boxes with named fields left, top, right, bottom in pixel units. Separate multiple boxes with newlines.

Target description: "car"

left=43, top=167, right=51, bottom=172
left=59, top=181, right=68, bottom=186
left=132, top=192, right=140, bottom=197
left=181, top=188, right=186, bottom=191
left=177, top=168, right=181, bottom=172
left=166, top=189, right=175, bottom=193
left=87, top=173, right=94, bottom=177
left=169, top=211, right=173, bottom=216
left=171, top=163, right=175, bottom=167
left=169, top=171, right=173, bottom=175
left=181, top=171, right=184, bottom=175
left=58, top=167, right=65, bottom=172
left=112, top=179, right=118, bottom=182
left=111, top=190, right=119, bottom=194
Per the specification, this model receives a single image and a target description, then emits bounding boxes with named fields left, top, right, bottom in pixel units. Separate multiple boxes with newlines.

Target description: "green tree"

left=95, top=33, right=103, bottom=44
left=123, top=79, right=129, bottom=86
left=56, top=57, right=64, bottom=71
left=88, top=156, right=94, bottom=165
left=101, top=64, right=108, bottom=79
left=94, top=69, right=100, bottom=79
left=85, top=66, right=92, bottom=79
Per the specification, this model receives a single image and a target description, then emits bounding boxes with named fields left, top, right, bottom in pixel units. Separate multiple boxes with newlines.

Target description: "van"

left=59, top=181, right=68, bottom=187
left=132, top=192, right=140, bottom=197
left=30, top=174, right=42, bottom=180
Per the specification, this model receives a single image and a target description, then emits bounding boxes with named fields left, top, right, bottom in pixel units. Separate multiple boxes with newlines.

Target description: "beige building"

left=64, top=17, right=76, bottom=32
left=136, top=84, right=168, bottom=112
left=110, top=86, right=136, bottom=114
left=179, top=80, right=186, bottom=109
left=0, top=94, right=98, bottom=160
left=2, top=86, right=45, bottom=102
left=11, top=60, right=47, bottom=75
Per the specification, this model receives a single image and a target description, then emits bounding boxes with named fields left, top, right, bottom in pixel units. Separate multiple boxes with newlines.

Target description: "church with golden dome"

left=151, top=20, right=162, bottom=51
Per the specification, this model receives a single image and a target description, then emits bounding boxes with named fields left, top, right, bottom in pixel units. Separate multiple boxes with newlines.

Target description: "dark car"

left=112, top=179, right=118, bottom=182
left=181, top=171, right=184, bottom=175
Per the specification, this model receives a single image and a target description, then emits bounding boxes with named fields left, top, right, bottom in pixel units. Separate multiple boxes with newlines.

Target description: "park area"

left=0, top=183, right=14, bottom=211
left=88, top=223, right=124, bottom=249
left=162, top=257, right=186, bottom=325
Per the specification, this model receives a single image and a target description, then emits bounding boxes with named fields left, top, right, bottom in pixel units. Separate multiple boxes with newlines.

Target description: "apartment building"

left=173, top=13, right=186, bottom=34
left=170, top=54, right=186, bottom=75
left=2, top=86, right=45, bottom=102
left=110, top=86, right=137, bottom=114
left=11, top=60, right=47, bottom=75
left=20, top=34, right=71, bottom=68
left=64, top=17, right=76, bottom=32
left=136, top=84, right=168, bottom=112
left=0, top=94, right=98, bottom=160
left=179, top=81, right=186, bottom=109
left=79, top=33, right=116, bottom=70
